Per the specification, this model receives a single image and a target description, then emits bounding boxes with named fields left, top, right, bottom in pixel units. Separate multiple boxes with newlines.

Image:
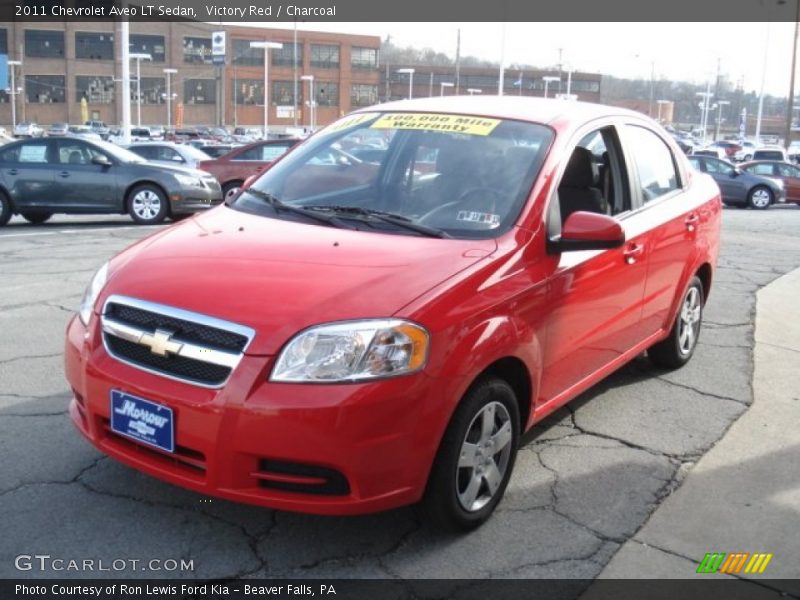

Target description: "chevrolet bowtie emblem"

left=138, top=329, right=183, bottom=357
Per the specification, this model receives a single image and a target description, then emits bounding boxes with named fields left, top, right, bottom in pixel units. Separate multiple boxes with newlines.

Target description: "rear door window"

left=623, top=125, right=679, bottom=204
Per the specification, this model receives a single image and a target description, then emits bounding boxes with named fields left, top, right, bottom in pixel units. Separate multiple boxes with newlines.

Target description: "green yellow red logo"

left=696, top=552, right=773, bottom=574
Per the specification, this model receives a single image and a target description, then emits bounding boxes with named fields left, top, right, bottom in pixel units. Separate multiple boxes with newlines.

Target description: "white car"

left=67, top=126, right=103, bottom=142
left=751, top=146, right=789, bottom=162
left=14, top=122, right=44, bottom=138
left=734, top=141, right=757, bottom=162
left=692, top=147, right=727, bottom=160
left=125, top=141, right=212, bottom=169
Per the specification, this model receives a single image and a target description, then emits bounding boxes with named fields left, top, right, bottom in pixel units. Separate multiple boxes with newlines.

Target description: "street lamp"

left=129, top=53, right=151, bottom=127
left=397, top=68, right=415, bottom=100
left=6, top=60, right=21, bottom=130
left=467, top=88, right=482, bottom=96
left=300, top=75, right=315, bottom=131
left=250, top=41, right=283, bottom=140
left=440, top=82, right=454, bottom=96
left=542, top=76, right=560, bottom=99
left=163, top=68, right=177, bottom=129
left=716, top=100, right=730, bottom=141
left=696, top=86, right=714, bottom=143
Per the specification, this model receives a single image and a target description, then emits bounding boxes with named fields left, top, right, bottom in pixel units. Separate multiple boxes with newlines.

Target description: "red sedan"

left=198, top=138, right=299, bottom=195
left=66, top=98, right=721, bottom=530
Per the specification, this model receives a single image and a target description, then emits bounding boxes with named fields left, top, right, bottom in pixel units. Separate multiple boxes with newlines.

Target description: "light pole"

left=542, top=76, right=560, bottom=99
left=7, top=60, right=21, bottom=130
left=467, top=88, right=482, bottom=96
left=250, top=41, right=283, bottom=140
left=397, top=68, right=415, bottom=100
left=716, top=100, right=730, bottom=140
left=782, top=0, right=800, bottom=148
left=300, top=75, right=315, bottom=131
left=129, top=52, right=151, bottom=127
left=163, top=68, right=177, bottom=129
left=440, top=82, right=454, bottom=96
left=696, top=85, right=714, bottom=143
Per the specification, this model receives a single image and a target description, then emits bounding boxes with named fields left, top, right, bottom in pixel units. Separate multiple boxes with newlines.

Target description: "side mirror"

left=91, top=155, right=112, bottom=167
left=550, top=211, right=625, bottom=253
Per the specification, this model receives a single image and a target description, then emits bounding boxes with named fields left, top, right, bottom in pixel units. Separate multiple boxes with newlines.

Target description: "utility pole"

left=455, top=29, right=461, bottom=95
left=784, top=0, right=800, bottom=149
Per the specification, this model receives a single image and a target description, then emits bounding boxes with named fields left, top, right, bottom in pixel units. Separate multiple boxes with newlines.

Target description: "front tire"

left=127, top=184, right=168, bottom=225
left=21, top=212, right=52, bottom=224
left=421, top=377, right=520, bottom=531
left=748, top=185, right=773, bottom=210
left=0, top=191, right=11, bottom=226
left=649, top=276, right=704, bottom=369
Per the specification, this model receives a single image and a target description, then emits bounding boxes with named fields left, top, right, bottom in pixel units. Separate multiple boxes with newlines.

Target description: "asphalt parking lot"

left=1, top=206, right=799, bottom=582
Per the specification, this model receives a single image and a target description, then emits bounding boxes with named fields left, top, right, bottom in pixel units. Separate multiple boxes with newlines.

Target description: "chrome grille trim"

left=101, top=294, right=255, bottom=388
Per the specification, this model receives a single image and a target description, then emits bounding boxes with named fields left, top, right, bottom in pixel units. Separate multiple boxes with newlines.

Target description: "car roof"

left=354, top=96, right=649, bottom=127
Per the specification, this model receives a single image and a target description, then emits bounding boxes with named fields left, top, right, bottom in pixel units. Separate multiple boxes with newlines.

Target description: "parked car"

left=130, top=127, right=154, bottom=141
left=67, top=126, right=103, bottom=142
left=751, top=146, right=789, bottom=162
left=709, top=140, right=741, bottom=159
left=13, top=122, right=44, bottom=138
left=147, top=125, right=165, bottom=140
left=65, top=98, right=721, bottom=530
left=85, top=120, right=111, bottom=140
left=693, top=147, right=727, bottom=160
left=47, top=122, right=70, bottom=137
left=0, top=137, right=222, bottom=226
left=197, top=144, right=238, bottom=158
left=126, top=141, right=212, bottom=170
left=734, top=141, right=757, bottom=162
left=740, top=160, right=800, bottom=205
left=787, top=140, right=800, bottom=164
left=688, top=155, right=784, bottom=208
left=198, top=138, right=299, bottom=195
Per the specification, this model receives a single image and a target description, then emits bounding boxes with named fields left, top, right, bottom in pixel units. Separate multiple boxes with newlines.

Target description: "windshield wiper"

left=304, top=205, right=452, bottom=239
left=244, top=189, right=346, bottom=228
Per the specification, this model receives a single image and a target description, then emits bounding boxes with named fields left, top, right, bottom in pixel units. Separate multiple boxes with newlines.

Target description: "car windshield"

left=233, top=112, right=552, bottom=239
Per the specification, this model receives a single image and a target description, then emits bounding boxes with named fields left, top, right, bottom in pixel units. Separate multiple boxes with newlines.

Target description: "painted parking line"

left=0, top=225, right=163, bottom=239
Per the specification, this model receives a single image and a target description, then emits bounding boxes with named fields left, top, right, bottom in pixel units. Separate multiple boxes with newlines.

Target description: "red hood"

left=102, top=207, right=496, bottom=355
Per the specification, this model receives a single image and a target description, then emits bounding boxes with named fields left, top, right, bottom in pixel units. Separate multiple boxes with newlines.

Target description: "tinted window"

left=777, top=163, right=800, bottom=177
left=57, top=141, right=103, bottom=165
left=703, top=159, right=730, bottom=174
left=624, top=126, right=679, bottom=203
left=235, top=144, right=291, bottom=161
left=748, top=163, right=775, bottom=176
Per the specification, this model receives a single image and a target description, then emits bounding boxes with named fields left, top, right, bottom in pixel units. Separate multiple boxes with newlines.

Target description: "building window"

left=315, top=82, right=338, bottom=106
left=130, top=34, right=165, bottom=63
left=0, top=28, right=8, bottom=55
left=351, top=84, right=377, bottom=107
left=132, top=77, right=165, bottom=104
left=272, top=81, right=301, bottom=106
left=234, top=79, right=264, bottom=105
left=183, top=36, right=213, bottom=64
left=570, top=80, right=600, bottom=93
left=75, top=32, right=114, bottom=60
left=232, top=39, right=263, bottom=66
left=351, top=47, right=378, bottom=70
left=184, top=79, right=216, bottom=105
left=26, top=75, right=65, bottom=103
left=25, top=30, right=65, bottom=58
left=311, top=44, right=339, bottom=69
left=76, top=76, right=115, bottom=104
left=272, top=43, right=301, bottom=67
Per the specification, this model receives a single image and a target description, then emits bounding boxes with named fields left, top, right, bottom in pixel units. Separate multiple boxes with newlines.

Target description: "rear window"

left=754, top=151, right=784, bottom=160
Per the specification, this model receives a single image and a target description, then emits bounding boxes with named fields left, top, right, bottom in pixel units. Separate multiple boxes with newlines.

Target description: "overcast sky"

left=229, top=22, right=797, bottom=98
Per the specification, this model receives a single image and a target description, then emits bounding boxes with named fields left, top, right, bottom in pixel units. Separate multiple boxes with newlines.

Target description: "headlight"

left=271, top=319, right=430, bottom=382
left=174, top=173, right=204, bottom=188
left=78, top=262, right=109, bottom=326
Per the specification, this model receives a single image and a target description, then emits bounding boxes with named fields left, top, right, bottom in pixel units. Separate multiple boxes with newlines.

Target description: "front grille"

left=105, top=336, right=231, bottom=385
left=106, top=302, right=248, bottom=353
left=254, top=459, right=350, bottom=496
left=101, top=295, right=255, bottom=388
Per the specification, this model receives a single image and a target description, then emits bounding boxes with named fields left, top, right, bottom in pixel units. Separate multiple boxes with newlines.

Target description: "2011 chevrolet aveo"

left=65, top=97, right=721, bottom=530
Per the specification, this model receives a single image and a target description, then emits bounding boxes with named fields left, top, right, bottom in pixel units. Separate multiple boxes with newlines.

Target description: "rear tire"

left=0, top=192, right=11, bottom=226
left=748, top=185, right=772, bottom=210
left=649, top=276, right=704, bottom=369
left=222, top=181, right=243, bottom=197
left=421, top=377, right=520, bottom=532
left=127, top=184, right=168, bottom=225
left=21, top=212, right=52, bottom=224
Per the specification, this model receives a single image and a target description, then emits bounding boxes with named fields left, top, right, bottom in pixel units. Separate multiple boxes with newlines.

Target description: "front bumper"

left=65, top=314, right=455, bottom=515
left=168, top=180, right=223, bottom=215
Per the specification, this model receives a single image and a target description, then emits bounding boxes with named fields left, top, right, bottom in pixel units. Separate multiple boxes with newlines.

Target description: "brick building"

left=0, top=22, right=380, bottom=131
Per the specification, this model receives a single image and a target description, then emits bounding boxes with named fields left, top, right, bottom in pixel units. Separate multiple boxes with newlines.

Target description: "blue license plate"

left=110, top=390, right=174, bottom=453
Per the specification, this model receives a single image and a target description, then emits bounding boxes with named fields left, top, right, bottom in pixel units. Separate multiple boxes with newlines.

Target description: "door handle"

left=7, top=169, right=17, bottom=176
left=685, top=213, right=700, bottom=232
left=58, top=171, right=70, bottom=178
left=624, top=243, right=645, bottom=265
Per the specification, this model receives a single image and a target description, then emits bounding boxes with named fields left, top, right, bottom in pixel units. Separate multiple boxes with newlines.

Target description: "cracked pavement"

left=1, top=209, right=799, bottom=583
